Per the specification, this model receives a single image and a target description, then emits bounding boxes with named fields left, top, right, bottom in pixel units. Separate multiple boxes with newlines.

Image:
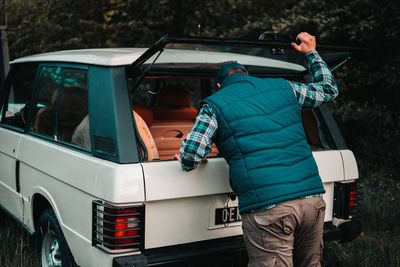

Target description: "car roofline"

left=10, top=48, right=149, bottom=66
left=11, top=48, right=305, bottom=72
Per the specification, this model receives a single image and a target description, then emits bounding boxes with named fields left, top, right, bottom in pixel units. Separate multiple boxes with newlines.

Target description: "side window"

left=59, top=69, right=88, bottom=147
left=31, top=66, right=62, bottom=136
left=30, top=66, right=89, bottom=150
left=0, top=63, right=38, bottom=129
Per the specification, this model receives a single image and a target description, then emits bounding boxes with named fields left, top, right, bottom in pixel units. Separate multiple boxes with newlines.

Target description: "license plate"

left=215, top=206, right=242, bottom=225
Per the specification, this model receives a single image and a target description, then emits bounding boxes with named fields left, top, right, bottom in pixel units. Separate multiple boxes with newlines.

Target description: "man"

left=178, top=32, right=338, bottom=267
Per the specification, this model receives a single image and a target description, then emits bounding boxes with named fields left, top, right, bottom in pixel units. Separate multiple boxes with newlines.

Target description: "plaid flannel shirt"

left=180, top=50, right=338, bottom=171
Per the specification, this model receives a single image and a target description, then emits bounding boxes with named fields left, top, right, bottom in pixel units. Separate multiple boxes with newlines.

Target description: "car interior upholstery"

left=130, top=79, right=321, bottom=162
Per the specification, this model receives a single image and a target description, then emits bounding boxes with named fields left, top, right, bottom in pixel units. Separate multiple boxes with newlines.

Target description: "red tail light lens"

left=103, top=207, right=140, bottom=249
left=114, top=217, right=138, bottom=238
left=333, top=181, right=359, bottom=219
left=92, top=201, right=144, bottom=252
left=348, top=182, right=357, bottom=214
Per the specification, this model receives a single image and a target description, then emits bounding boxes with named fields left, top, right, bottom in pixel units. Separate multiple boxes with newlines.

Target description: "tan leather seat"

left=34, top=90, right=58, bottom=135
left=145, top=87, right=220, bottom=160
left=152, top=87, right=198, bottom=121
left=35, top=87, right=87, bottom=143
left=58, top=87, right=88, bottom=142
left=72, top=112, right=159, bottom=161
left=34, top=106, right=55, bottom=136
left=149, top=120, right=194, bottom=160
left=71, top=115, right=90, bottom=149
left=301, top=110, right=321, bottom=149
left=133, top=111, right=159, bottom=161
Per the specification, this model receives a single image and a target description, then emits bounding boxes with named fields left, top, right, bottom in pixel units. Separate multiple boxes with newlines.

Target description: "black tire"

left=34, top=209, right=76, bottom=267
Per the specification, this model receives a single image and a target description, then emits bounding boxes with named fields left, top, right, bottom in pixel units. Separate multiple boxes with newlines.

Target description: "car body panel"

left=15, top=134, right=145, bottom=267
left=313, top=150, right=344, bottom=183
left=142, top=151, right=344, bottom=202
left=21, top=162, right=118, bottom=267
left=0, top=127, right=23, bottom=219
left=17, top=135, right=145, bottom=206
left=141, top=158, right=230, bottom=201
left=340, top=149, right=359, bottom=180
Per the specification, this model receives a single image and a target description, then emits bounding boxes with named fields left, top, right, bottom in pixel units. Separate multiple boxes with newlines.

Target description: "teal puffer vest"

left=204, top=73, right=325, bottom=214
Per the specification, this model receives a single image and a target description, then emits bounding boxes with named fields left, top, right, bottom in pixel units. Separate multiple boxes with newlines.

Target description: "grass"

left=0, top=210, right=38, bottom=267
left=324, top=230, right=400, bottom=267
left=1, top=174, right=399, bottom=267
left=323, top=174, right=400, bottom=267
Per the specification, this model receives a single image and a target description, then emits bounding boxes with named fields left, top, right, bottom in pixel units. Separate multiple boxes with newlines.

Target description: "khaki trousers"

left=242, top=197, right=326, bottom=267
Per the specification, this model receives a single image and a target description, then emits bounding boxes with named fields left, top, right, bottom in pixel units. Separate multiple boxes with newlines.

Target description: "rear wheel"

left=35, top=209, right=75, bottom=267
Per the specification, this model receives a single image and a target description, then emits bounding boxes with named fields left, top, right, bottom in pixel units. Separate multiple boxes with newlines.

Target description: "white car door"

left=0, top=63, right=38, bottom=220
left=0, top=128, right=23, bottom=219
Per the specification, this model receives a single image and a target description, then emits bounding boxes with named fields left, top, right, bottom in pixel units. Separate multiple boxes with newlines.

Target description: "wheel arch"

left=30, top=188, right=83, bottom=266
left=33, top=198, right=77, bottom=267
left=32, top=193, right=52, bottom=230
left=31, top=189, right=61, bottom=232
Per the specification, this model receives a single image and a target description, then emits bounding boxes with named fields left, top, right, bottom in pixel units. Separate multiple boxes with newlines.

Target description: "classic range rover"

left=0, top=36, right=361, bottom=267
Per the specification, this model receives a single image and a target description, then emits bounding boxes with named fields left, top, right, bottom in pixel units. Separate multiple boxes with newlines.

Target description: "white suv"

left=0, top=36, right=361, bottom=267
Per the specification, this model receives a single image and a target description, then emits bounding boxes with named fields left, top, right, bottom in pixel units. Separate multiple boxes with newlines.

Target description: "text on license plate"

left=215, top=206, right=242, bottom=225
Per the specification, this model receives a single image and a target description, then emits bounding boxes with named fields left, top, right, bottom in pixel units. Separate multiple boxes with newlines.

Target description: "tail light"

left=333, top=181, right=360, bottom=220
left=92, top=201, right=145, bottom=252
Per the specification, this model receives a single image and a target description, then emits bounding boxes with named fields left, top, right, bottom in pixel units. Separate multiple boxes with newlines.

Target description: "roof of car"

left=11, top=48, right=305, bottom=71
left=11, top=48, right=149, bottom=66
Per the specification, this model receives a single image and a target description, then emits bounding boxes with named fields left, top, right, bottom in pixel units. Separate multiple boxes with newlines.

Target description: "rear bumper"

left=113, top=236, right=247, bottom=267
left=113, top=220, right=362, bottom=267
left=324, top=220, right=362, bottom=243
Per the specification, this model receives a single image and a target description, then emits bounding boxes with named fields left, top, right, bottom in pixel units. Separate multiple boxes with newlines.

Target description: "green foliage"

left=360, top=175, right=400, bottom=231
left=6, top=0, right=106, bottom=58
left=331, top=98, right=400, bottom=177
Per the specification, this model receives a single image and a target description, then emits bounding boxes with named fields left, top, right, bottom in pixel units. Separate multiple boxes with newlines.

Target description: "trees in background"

left=4, top=0, right=400, bottom=177
left=5, top=0, right=106, bottom=56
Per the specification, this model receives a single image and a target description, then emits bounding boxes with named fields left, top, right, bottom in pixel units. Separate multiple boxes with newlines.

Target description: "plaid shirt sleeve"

left=179, top=104, right=218, bottom=171
left=289, top=50, right=338, bottom=109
